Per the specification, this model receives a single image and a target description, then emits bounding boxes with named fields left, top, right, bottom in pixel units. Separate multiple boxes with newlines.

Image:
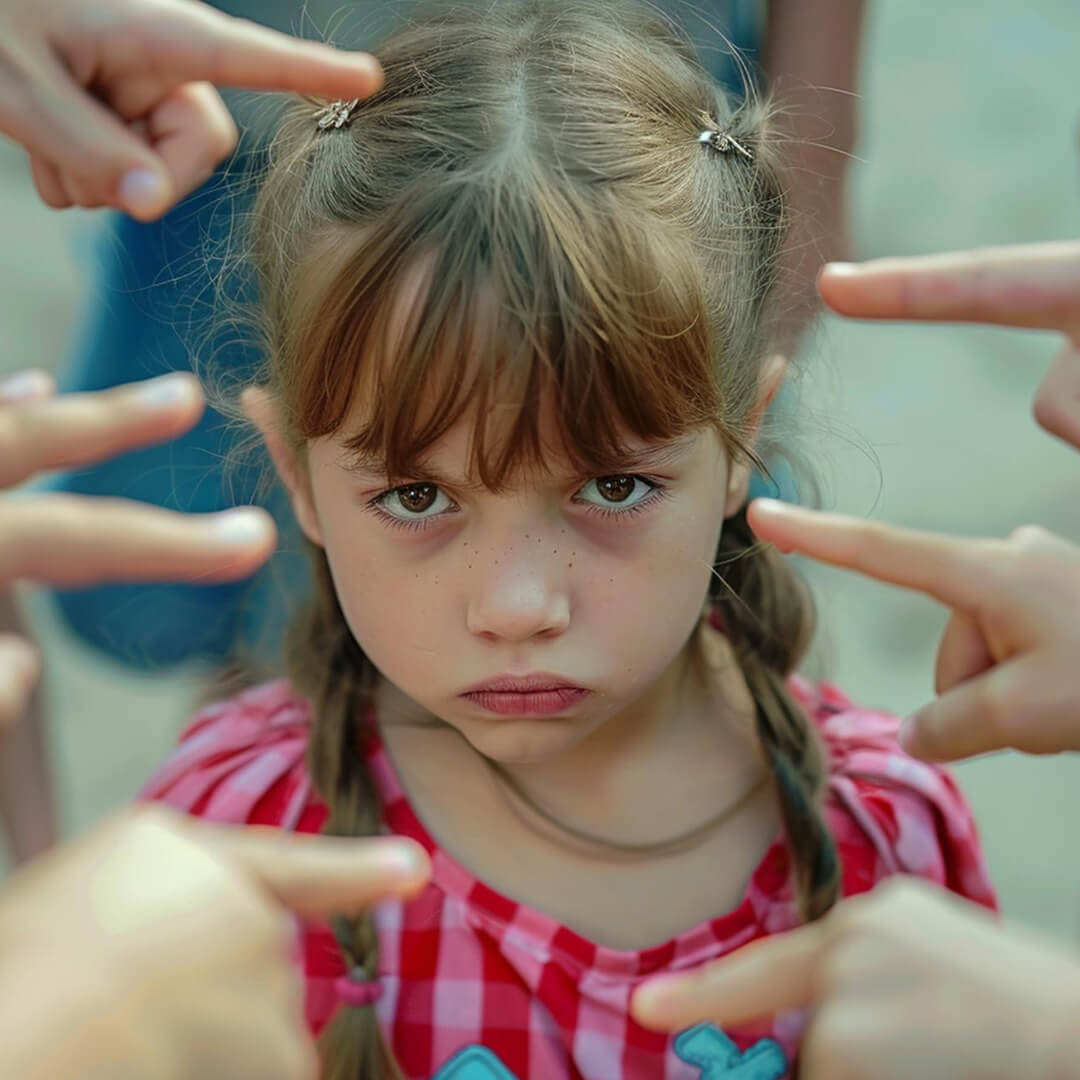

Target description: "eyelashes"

left=363, top=475, right=669, bottom=533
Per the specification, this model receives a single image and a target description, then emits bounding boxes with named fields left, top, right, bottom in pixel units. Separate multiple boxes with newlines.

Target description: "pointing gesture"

left=747, top=498, right=1080, bottom=762
left=0, top=806, right=430, bottom=1080
left=0, top=370, right=276, bottom=730
left=631, top=877, right=1080, bottom=1080
left=819, top=242, right=1080, bottom=450
left=0, top=0, right=385, bottom=220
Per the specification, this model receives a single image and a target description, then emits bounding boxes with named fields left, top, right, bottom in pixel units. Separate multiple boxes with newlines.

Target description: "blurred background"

left=1, top=0, right=1079, bottom=940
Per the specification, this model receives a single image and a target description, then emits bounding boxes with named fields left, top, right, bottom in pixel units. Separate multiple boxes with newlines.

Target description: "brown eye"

left=596, top=476, right=635, bottom=502
left=575, top=475, right=658, bottom=515
left=397, top=483, right=437, bottom=512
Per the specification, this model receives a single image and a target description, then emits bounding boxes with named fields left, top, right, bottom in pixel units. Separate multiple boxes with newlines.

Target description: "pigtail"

left=286, top=543, right=405, bottom=1080
left=709, top=505, right=840, bottom=922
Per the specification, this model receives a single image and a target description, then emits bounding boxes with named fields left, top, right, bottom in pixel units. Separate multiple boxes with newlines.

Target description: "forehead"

left=293, top=226, right=719, bottom=487
left=332, top=404, right=709, bottom=485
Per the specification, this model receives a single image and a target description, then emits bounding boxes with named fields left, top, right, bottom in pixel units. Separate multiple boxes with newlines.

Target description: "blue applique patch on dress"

left=674, top=1023, right=788, bottom=1079
left=432, top=1044, right=520, bottom=1079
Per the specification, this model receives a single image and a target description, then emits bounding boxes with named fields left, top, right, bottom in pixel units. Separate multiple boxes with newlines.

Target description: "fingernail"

left=750, top=497, right=784, bottom=515
left=823, top=262, right=858, bottom=276
left=632, top=974, right=685, bottom=1014
left=0, top=369, right=53, bottom=402
left=136, top=373, right=199, bottom=408
left=119, top=167, right=170, bottom=218
left=381, top=839, right=430, bottom=880
left=208, top=507, right=274, bottom=546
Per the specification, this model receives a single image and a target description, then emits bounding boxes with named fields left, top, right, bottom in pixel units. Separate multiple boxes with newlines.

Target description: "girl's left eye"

left=373, top=483, right=456, bottom=525
left=574, top=475, right=659, bottom=513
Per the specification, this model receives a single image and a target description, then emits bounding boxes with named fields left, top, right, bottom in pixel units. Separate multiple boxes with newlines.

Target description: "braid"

left=710, top=505, right=840, bottom=922
left=286, top=543, right=405, bottom=1080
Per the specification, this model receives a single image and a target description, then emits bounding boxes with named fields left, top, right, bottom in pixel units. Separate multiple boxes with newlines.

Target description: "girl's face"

left=272, top=402, right=752, bottom=764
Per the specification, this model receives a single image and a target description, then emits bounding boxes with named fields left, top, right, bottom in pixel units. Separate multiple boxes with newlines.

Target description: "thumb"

left=200, top=823, right=432, bottom=921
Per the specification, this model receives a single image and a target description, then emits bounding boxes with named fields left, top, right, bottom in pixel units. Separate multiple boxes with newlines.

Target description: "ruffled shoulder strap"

left=139, top=678, right=318, bottom=832
left=789, top=676, right=997, bottom=909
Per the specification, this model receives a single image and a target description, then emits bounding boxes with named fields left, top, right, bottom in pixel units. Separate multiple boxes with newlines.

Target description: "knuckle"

left=845, top=520, right=885, bottom=566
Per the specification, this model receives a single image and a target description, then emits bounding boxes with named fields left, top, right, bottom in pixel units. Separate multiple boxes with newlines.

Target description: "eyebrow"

left=614, top=434, right=698, bottom=471
left=338, top=433, right=697, bottom=486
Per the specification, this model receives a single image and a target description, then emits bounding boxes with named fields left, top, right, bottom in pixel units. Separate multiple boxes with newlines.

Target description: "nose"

left=466, top=560, right=571, bottom=644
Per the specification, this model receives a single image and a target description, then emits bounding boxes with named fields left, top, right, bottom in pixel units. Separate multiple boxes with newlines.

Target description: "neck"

left=389, top=622, right=766, bottom=852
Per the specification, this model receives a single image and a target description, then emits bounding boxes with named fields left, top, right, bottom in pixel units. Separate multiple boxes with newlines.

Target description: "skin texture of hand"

left=0, top=805, right=431, bottom=1080
left=818, top=241, right=1080, bottom=451
left=0, top=368, right=277, bottom=729
left=746, top=498, right=1080, bottom=761
left=631, top=877, right=1080, bottom=1080
left=0, top=0, right=384, bottom=220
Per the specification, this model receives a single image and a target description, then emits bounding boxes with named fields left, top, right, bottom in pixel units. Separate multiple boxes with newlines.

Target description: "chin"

left=457, top=714, right=590, bottom=764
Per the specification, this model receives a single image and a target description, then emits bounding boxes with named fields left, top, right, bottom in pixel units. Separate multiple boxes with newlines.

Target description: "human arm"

left=762, top=0, right=863, bottom=346
left=0, top=804, right=429, bottom=1080
left=632, top=876, right=1080, bottom=1080
left=0, top=0, right=384, bottom=220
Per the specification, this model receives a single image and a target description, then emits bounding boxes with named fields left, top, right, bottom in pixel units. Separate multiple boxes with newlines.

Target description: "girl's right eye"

left=371, top=483, right=457, bottom=528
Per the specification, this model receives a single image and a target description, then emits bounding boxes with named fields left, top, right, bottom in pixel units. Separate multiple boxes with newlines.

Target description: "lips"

left=460, top=674, right=589, bottom=716
left=462, top=673, right=582, bottom=694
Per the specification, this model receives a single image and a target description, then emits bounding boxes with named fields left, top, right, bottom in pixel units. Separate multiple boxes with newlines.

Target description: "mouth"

left=460, top=674, right=590, bottom=717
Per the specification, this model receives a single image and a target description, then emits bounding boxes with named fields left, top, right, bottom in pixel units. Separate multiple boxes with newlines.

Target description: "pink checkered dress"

left=141, top=677, right=996, bottom=1080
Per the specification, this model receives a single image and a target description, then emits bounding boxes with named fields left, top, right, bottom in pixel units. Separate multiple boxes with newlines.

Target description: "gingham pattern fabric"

left=141, top=677, right=996, bottom=1080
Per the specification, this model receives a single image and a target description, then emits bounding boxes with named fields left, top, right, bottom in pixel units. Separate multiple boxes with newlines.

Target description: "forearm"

left=763, top=0, right=864, bottom=346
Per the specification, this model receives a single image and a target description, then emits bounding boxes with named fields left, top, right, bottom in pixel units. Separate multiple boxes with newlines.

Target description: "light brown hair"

left=240, top=2, right=839, bottom=1074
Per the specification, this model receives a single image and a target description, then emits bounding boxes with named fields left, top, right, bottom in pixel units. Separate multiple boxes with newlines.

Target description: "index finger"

left=203, top=825, right=432, bottom=921
left=148, top=4, right=383, bottom=99
left=631, top=924, right=826, bottom=1031
left=819, top=242, right=1080, bottom=340
left=0, top=373, right=203, bottom=490
left=748, top=499, right=994, bottom=613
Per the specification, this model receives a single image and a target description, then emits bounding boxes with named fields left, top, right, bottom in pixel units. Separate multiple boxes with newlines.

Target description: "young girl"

left=142, top=3, right=995, bottom=1077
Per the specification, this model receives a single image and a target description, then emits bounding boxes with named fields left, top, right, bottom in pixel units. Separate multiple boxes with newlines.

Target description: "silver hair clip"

left=315, top=98, right=360, bottom=131
left=698, top=129, right=753, bottom=160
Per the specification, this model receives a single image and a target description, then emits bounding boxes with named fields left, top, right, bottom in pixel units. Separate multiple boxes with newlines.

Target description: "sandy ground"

left=1, top=0, right=1079, bottom=941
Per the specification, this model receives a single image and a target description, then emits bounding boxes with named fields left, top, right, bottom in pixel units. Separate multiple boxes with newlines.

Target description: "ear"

left=724, top=354, right=789, bottom=517
left=241, top=386, right=324, bottom=546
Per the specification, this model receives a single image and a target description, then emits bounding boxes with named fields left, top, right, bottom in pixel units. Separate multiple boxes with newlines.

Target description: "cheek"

left=582, top=501, right=721, bottom=658
left=316, top=511, right=452, bottom=673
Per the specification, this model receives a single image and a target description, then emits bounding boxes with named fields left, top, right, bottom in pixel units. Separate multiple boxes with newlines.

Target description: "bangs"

left=282, top=173, right=723, bottom=486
